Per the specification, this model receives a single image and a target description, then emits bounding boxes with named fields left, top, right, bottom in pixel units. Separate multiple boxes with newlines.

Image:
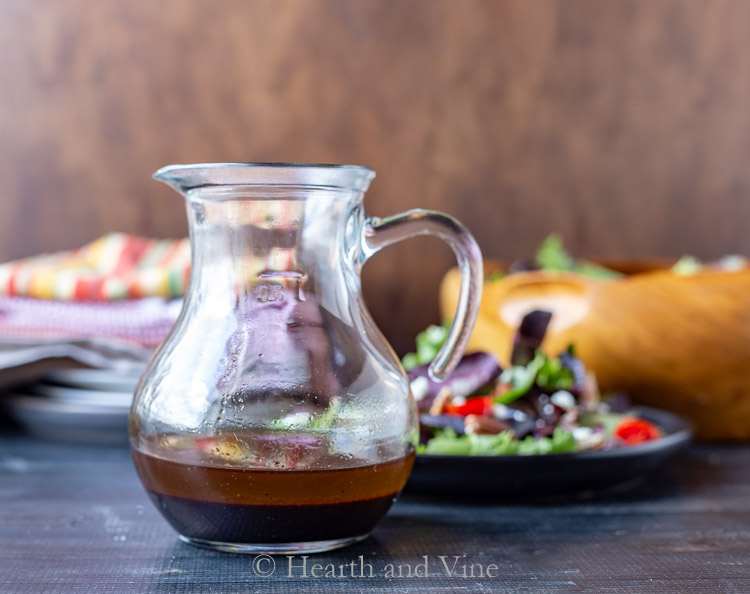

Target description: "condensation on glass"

left=130, top=163, right=483, bottom=554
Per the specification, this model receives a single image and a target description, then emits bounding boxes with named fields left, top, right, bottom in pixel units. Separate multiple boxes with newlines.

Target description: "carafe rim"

left=153, top=162, right=376, bottom=195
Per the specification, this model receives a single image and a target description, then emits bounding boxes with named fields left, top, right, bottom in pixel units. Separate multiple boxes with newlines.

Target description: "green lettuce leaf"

left=422, top=427, right=577, bottom=456
left=402, top=323, right=449, bottom=370
left=495, top=351, right=574, bottom=404
left=536, top=234, right=575, bottom=271
left=535, top=234, right=622, bottom=279
left=672, top=255, right=703, bottom=276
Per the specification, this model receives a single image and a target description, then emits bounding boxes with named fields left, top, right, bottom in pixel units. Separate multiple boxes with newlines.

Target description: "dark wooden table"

left=2, top=432, right=749, bottom=593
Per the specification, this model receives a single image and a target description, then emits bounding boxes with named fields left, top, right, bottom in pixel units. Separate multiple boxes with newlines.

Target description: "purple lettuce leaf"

left=419, top=414, right=467, bottom=443
left=408, top=351, right=503, bottom=413
left=558, top=350, right=587, bottom=394
left=511, top=310, right=552, bottom=365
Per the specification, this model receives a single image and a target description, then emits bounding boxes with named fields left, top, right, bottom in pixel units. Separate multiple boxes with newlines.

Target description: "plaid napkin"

left=0, top=233, right=190, bottom=301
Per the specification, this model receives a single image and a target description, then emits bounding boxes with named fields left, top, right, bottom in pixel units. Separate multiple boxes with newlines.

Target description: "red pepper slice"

left=614, top=417, right=662, bottom=445
left=444, top=395, right=495, bottom=417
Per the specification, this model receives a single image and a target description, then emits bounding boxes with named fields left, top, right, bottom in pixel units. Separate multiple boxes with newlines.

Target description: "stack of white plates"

left=6, top=368, right=143, bottom=444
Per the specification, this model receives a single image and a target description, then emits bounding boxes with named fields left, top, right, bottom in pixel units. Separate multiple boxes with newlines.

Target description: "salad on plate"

left=405, top=309, right=663, bottom=456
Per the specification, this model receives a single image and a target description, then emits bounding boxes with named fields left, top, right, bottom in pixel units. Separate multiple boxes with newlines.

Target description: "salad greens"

left=420, top=427, right=577, bottom=456
left=496, top=351, right=575, bottom=405
left=535, top=234, right=575, bottom=271
left=534, top=234, right=624, bottom=280
left=578, top=411, right=623, bottom=436
left=671, top=255, right=703, bottom=276
left=485, top=271, right=505, bottom=282
left=402, top=322, right=448, bottom=371
left=399, top=233, right=744, bottom=457
left=407, top=308, right=664, bottom=456
left=504, top=233, right=747, bottom=281
left=672, top=254, right=747, bottom=275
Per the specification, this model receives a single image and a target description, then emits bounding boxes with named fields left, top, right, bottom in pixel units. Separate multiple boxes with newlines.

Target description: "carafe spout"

left=153, top=162, right=375, bottom=195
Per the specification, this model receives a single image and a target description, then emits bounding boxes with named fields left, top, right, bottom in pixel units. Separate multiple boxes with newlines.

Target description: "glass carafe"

left=130, top=163, right=482, bottom=554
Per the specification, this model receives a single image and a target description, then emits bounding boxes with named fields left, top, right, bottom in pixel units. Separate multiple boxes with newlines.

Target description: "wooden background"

left=2, top=0, right=750, bottom=353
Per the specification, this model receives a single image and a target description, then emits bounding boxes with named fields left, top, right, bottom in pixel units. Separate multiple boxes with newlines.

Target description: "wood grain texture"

left=2, top=433, right=750, bottom=591
left=2, top=0, right=750, bottom=352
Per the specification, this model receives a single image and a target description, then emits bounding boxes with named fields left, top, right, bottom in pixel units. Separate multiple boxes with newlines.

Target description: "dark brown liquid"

left=132, top=448, right=415, bottom=544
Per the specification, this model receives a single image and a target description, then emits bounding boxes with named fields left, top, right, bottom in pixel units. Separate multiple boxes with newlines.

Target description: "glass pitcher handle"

left=361, top=209, right=483, bottom=382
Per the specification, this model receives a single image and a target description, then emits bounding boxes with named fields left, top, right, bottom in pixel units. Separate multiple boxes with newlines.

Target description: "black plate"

left=405, top=406, right=692, bottom=497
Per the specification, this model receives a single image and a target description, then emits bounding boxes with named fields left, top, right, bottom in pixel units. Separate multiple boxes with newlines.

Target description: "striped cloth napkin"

left=0, top=233, right=190, bottom=301
left=0, top=235, right=190, bottom=375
